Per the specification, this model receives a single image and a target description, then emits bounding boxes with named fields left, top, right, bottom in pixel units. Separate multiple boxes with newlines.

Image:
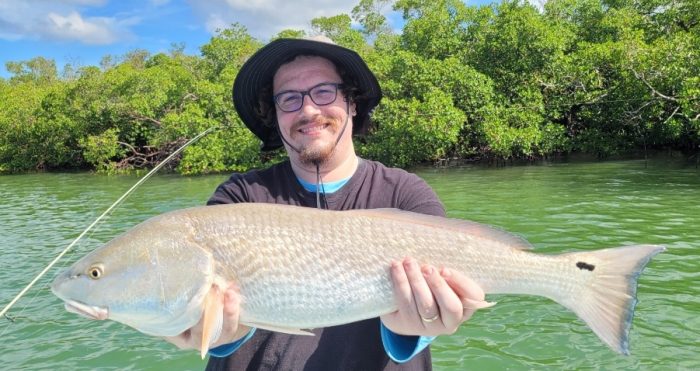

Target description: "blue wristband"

left=380, top=322, right=436, bottom=363
left=207, top=328, right=257, bottom=358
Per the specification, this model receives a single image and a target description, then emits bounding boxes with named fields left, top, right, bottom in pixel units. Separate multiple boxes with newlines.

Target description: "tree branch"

left=631, top=68, right=678, bottom=102
left=662, top=105, right=681, bottom=126
left=127, top=112, right=163, bottom=127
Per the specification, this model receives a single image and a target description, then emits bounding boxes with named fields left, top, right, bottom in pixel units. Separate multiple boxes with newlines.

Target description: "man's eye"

left=314, top=90, right=333, bottom=97
left=316, top=87, right=334, bottom=94
left=281, top=94, right=300, bottom=103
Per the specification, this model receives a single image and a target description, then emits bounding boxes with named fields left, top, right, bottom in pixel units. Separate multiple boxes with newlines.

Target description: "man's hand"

left=380, top=257, right=493, bottom=337
left=163, top=283, right=250, bottom=352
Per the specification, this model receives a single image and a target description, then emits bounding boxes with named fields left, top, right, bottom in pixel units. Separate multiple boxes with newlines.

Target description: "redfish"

left=51, top=203, right=664, bottom=357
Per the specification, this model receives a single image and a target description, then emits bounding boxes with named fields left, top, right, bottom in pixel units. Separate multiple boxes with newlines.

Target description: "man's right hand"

left=163, top=283, right=250, bottom=353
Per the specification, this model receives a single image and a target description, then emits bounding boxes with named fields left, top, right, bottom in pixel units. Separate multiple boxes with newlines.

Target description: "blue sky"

left=0, top=0, right=495, bottom=79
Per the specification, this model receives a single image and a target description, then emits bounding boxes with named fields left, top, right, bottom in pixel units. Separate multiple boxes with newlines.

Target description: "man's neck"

left=290, top=152, right=359, bottom=184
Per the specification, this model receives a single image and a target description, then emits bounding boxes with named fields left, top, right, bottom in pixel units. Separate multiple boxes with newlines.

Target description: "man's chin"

left=299, top=144, right=335, bottom=165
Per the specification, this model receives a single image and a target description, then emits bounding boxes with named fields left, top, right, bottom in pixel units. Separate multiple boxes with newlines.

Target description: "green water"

left=1, top=157, right=698, bottom=370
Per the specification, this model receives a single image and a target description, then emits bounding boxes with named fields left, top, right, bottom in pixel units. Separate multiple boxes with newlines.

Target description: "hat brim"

left=233, top=38, right=382, bottom=151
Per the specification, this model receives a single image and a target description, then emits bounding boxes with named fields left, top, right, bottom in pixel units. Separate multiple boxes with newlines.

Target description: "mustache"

left=291, top=115, right=338, bottom=131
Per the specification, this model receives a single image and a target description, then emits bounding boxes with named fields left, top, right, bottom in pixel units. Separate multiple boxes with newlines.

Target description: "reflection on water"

left=0, top=157, right=698, bottom=370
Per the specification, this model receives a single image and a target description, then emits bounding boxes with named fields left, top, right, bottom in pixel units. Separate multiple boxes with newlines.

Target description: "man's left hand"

left=380, top=257, right=493, bottom=336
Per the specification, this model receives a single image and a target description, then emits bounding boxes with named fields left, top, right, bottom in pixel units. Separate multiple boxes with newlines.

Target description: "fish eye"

left=87, top=265, right=104, bottom=280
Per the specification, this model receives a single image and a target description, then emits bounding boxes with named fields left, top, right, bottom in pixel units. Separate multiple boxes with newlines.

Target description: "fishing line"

left=0, top=208, right=105, bottom=336
left=0, top=125, right=221, bottom=322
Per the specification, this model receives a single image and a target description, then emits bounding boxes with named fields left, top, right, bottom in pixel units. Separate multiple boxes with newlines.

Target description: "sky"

left=0, top=0, right=494, bottom=79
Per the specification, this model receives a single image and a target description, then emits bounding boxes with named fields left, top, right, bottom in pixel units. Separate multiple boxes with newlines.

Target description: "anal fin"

left=244, top=322, right=315, bottom=336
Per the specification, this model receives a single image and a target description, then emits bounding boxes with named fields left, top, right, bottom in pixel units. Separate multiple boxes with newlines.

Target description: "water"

left=1, top=157, right=698, bottom=370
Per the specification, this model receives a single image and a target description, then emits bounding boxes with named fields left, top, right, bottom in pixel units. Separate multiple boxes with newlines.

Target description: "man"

left=167, top=36, right=487, bottom=370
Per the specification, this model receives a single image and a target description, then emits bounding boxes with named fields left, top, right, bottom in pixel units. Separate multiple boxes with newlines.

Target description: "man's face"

left=272, top=55, right=355, bottom=165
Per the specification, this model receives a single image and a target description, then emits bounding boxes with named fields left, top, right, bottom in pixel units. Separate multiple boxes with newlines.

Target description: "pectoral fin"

left=244, top=322, right=315, bottom=336
left=200, top=284, right=224, bottom=359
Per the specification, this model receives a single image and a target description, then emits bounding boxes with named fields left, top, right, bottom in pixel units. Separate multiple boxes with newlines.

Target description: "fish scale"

left=52, top=202, right=664, bottom=356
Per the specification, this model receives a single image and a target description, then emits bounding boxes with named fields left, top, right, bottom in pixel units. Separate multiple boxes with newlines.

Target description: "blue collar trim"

left=297, top=176, right=351, bottom=194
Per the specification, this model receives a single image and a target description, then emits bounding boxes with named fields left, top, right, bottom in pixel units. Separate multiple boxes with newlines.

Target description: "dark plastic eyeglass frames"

left=273, top=83, right=344, bottom=113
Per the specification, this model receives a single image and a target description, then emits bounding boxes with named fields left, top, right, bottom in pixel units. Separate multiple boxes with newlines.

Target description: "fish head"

left=51, top=213, right=215, bottom=337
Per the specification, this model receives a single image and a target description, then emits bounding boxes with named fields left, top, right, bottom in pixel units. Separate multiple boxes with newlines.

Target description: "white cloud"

left=204, top=13, right=229, bottom=35
left=223, top=0, right=276, bottom=12
left=52, top=0, right=108, bottom=5
left=188, top=0, right=356, bottom=39
left=45, top=11, right=119, bottom=44
left=0, top=0, right=132, bottom=44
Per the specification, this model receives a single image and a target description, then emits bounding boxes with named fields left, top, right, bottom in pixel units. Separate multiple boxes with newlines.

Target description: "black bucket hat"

left=232, top=36, right=382, bottom=151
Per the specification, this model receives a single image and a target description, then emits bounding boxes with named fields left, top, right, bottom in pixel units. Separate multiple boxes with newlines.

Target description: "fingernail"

left=404, top=257, right=416, bottom=269
left=464, top=298, right=497, bottom=309
left=440, top=267, right=452, bottom=278
left=422, top=265, right=434, bottom=278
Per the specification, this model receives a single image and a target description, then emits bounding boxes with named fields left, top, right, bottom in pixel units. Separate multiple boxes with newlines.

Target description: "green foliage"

left=5, top=57, right=58, bottom=84
left=469, top=1, right=573, bottom=94
left=275, top=29, right=307, bottom=39
left=0, top=80, right=82, bottom=171
left=1, top=0, right=699, bottom=174
left=359, top=89, right=465, bottom=167
left=200, top=23, right=260, bottom=79
left=396, top=0, right=474, bottom=60
left=351, top=0, right=393, bottom=37
left=177, top=123, right=262, bottom=175
left=311, top=14, right=366, bottom=51
left=680, top=76, right=700, bottom=137
left=80, top=128, right=124, bottom=172
left=481, top=103, right=556, bottom=159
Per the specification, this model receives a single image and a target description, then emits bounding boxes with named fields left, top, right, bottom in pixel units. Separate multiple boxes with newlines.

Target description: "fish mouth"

left=64, top=300, right=109, bottom=321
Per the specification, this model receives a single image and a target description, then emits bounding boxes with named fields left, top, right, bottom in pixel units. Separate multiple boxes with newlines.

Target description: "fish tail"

left=559, top=244, right=664, bottom=355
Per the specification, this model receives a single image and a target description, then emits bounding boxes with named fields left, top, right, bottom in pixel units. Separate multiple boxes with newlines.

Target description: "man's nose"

left=299, top=95, right=322, bottom=115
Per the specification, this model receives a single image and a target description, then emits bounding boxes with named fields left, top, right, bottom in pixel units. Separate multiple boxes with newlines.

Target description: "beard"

left=289, top=114, right=345, bottom=166
left=299, top=143, right=335, bottom=166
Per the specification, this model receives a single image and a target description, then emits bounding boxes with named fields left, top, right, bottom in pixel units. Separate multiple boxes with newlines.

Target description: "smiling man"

left=166, top=36, right=486, bottom=370
left=272, top=55, right=359, bottom=180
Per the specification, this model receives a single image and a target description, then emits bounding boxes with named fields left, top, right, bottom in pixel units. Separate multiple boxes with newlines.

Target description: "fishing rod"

left=0, top=125, right=221, bottom=320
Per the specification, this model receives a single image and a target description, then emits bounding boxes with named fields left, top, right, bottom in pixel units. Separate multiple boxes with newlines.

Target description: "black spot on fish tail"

left=576, top=261, right=595, bottom=271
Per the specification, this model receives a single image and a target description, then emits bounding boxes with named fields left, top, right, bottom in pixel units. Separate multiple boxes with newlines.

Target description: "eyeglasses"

left=273, top=82, right=344, bottom=113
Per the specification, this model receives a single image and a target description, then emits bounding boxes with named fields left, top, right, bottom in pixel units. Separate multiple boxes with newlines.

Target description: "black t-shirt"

left=206, top=158, right=445, bottom=371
